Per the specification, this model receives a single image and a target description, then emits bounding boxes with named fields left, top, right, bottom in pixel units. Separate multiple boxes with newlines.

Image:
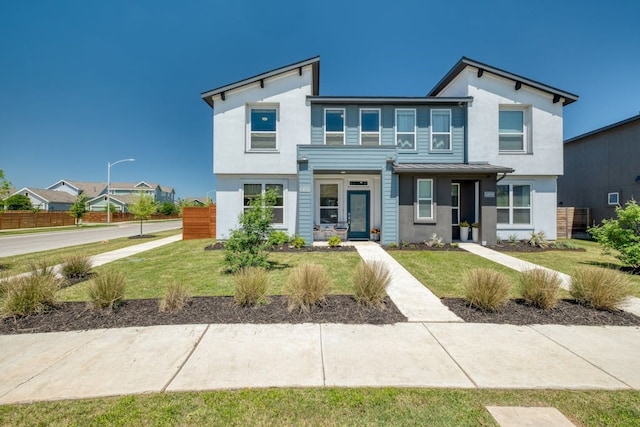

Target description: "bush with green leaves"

left=284, top=263, right=331, bottom=312
left=69, top=194, right=88, bottom=225
left=267, top=230, right=290, bottom=246
left=4, top=194, right=32, bottom=210
left=290, top=235, right=305, bottom=249
left=518, top=269, right=561, bottom=309
left=158, top=201, right=179, bottom=216
left=589, top=200, right=640, bottom=268
left=570, top=267, right=632, bottom=311
left=233, top=267, right=269, bottom=306
left=352, top=260, right=391, bottom=308
left=463, top=268, right=512, bottom=311
left=224, top=189, right=278, bottom=273
left=1, top=265, right=61, bottom=318
left=327, top=235, right=341, bottom=248
left=87, top=270, right=126, bottom=309
left=61, top=254, right=93, bottom=279
left=159, top=282, right=191, bottom=312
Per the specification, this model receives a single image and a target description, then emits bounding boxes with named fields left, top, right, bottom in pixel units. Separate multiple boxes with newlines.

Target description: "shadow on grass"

left=267, top=261, right=291, bottom=271
left=584, top=260, right=640, bottom=275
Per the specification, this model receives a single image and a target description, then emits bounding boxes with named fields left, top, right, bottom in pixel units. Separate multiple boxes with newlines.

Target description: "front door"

left=347, top=190, right=370, bottom=240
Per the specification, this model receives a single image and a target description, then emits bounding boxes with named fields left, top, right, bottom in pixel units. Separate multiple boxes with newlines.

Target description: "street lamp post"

left=107, top=158, right=135, bottom=225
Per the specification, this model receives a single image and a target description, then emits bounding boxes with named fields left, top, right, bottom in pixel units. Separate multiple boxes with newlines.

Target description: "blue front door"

left=347, top=190, right=370, bottom=240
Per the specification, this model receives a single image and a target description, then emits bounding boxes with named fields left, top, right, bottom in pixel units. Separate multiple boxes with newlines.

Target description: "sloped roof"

left=109, top=182, right=159, bottom=190
left=86, top=193, right=141, bottom=205
left=564, top=114, right=640, bottom=144
left=428, top=57, right=578, bottom=106
left=16, top=188, right=76, bottom=204
left=66, top=181, right=106, bottom=197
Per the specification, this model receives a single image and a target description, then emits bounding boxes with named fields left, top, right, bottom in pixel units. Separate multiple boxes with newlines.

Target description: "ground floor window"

left=497, top=183, right=531, bottom=225
left=319, top=183, right=339, bottom=224
left=243, top=182, right=284, bottom=225
left=451, top=183, right=460, bottom=225
left=417, top=179, right=433, bottom=220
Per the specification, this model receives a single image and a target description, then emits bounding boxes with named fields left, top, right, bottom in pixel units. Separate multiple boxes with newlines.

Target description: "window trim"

left=247, top=104, right=279, bottom=152
left=359, top=108, right=381, bottom=146
left=430, top=109, right=452, bottom=151
left=498, top=107, right=527, bottom=153
left=396, top=108, right=417, bottom=151
left=451, top=183, right=460, bottom=225
left=416, top=178, right=434, bottom=221
left=608, top=192, right=620, bottom=206
left=497, top=182, right=533, bottom=226
left=317, top=180, right=342, bottom=227
left=324, top=108, right=345, bottom=145
left=241, top=181, right=286, bottom=226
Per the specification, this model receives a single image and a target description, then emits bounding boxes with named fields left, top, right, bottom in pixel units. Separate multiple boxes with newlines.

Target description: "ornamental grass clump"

left=87, top=270, right=126, bottom=309
left=159, top=282, right=191, bottom=312
left=284, top=263, right=331, bottom=313
left=61, top=254, right=93, bottom=280
left=0, top=272, right=61, bottom=318
left=352, top=260, right=391, bottom=308
left=570, top=267, right=632, bottom=311
left=463, top=268, right=511, bottom=312
left=518, top=268, right=562, bottom=309
left=233, top=267, right=269, bottom=307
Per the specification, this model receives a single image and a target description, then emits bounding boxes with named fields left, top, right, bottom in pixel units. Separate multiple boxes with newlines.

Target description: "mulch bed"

left=383, top=243, right=463, bottom=251
left=204, top=242, right=356, bottom=252
left=490, top=242, right=585, bottom=253
left=442, top=298, right=640, bottom=326
left=0, top=296, right=407, bottom=335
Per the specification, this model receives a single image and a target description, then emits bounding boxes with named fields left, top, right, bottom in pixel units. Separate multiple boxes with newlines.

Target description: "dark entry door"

left=347, top=190, right=370, bottom=240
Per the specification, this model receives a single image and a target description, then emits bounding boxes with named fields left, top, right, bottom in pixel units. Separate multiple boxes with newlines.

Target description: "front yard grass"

left=0, top=388, right=638, bottom=426
left=57, top=240, right=362, bottom=301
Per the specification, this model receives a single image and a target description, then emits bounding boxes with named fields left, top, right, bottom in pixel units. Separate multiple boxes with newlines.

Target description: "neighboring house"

left=558, top=114, right=640, bottom=224
left=46, top=180, right=106, bottom=199
left=10, top=188, right=76, bottom=211
left=182, top=197, right=209, bottom=206
left=202, top=56, right=577, bottom=245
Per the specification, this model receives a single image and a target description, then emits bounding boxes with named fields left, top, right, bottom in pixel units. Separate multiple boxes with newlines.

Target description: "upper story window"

left=396, top=109, right=416, bottom=150
left=497, top=183, right=531, bottom=225
left=431, top=109, right=451, bottom=150
left=608, top=192, right=619, bottom=206
left=499, top=108, right=526, bottom=152
left=325, top=109, right=345, bottom=145
left=243, top=182, right=284, bottom=225
left=417, top=179, right=434, bottom=220
left=360, top=109, right=380, bottom=146
left=250, top=108, right=277, bottom=150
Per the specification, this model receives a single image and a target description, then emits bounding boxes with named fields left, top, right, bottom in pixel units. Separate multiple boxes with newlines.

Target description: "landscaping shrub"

left=159, top=282, right=191, bottom=312
left=87, top=270, right=126, bottom=309
left=518, top=269, right=561, bottom=309
left=327, top=236, right=341, bottom=248
left=28, top=260, right=56, bottom=278
left=589, top=200, right=640, bottom=268
left=61, top=254, right=93, bottom=279
left=284, top=263, right=331, bottom=312
left=267, top=230, right=290, bottom=246
left=425, top=233, right=444, bottom=248
left=570, top=267, right=632, bottom=311
left=463, top=268, right=511, bottom=311
left=352, top=260, right=391, bottom=308
left=1, top=273, right=60, bottom=318
left=233, top=267, right=269, bottom=306
left=528, top=231, right=549, bottom=248
left=290, top=235, right=306, bottom=249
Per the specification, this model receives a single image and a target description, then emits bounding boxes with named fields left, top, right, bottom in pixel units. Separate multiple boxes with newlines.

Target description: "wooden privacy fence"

left=557, top=207, right=591, bottom=239
left=0, top=211, right=75, bottom=230
left=182, top=205, right=216, bottom=240
left=82, top=212, right=181, bottom=223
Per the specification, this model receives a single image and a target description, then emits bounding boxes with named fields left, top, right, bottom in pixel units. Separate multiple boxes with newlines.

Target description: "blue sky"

left=1, top=0, right=639, bottom=199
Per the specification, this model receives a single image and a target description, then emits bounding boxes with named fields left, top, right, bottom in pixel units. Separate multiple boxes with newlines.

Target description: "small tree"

left=4, top=194, right=32, bottom=210
left=69, top=194, right=88, bottom=226
left=589, top=199, right=640, bottom=268
left=158, top=201, right=178, bottom=215
left=129, top=192, right=158, bottom=236
left=0, top=168, right=12, bottom=209
left=224, top=189, right=276, bottom=273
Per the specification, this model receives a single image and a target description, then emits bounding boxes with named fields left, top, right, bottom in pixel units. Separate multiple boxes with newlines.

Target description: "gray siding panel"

left=310, top=106, right=323, bottom=145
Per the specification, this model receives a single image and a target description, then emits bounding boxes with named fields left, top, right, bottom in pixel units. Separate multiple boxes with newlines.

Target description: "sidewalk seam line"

left=319, top=324, right=327, bottom=386
left=528, top=325, right=632, bottom=389
left=161, top=324, right=210, bottom=393
left=421, top=322, right=479, bottom=389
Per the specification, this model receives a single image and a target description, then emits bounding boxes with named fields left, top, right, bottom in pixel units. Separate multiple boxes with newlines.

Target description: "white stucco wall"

left=210, top=66, right=313, bottom=176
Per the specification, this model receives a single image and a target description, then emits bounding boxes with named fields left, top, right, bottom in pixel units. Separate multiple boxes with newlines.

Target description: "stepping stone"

left=486, top=406, right=575, bottom=427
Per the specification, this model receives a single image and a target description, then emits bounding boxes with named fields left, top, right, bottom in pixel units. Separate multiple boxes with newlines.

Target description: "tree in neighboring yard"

left=589, top=199, right=640, bottom=269
left=4, top=194, right=32, bottom=211
left=158, top=201, right=178, bottom=216
left=69, top=194, right=88, bottom=226
left=224, top=189, right=277, bottom=273
left=129, top=192, right=158, bottom=236
left=0, top=168, right=13, bottom=210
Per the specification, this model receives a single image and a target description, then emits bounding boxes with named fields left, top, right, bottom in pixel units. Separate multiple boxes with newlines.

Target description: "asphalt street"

left=0, top=220, right=182, bottom=257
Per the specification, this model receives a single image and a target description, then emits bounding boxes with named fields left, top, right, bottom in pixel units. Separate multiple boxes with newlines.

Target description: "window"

left=325, top=109, right=345, bottom=145
left=396, top=109, right=416, bottom=150
left=417, top=179, right=433, bottom=220
left=431, top=109, right=451, bottom=150
left=243, top=183, right=284, bottom=225
left=499, top=109, right=525, bottom=151
left=250, top=108, right=277, bottom=150
left=360, top=109, right=380, bottom=146
left=608, top=192, right=619, bottom=206
left=451, top=183, right=460, bottom=225
left=319, top=183, right=339, bottom=224
left=497, top=183, right=531, bottom=225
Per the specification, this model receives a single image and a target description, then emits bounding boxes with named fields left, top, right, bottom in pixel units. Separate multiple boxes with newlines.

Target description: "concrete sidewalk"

left=0, top=322, right=638, bottom=404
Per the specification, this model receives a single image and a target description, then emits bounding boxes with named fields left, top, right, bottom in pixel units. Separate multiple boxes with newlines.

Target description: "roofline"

left=87, top=194, right=127, bottom=204
left=307, top=96, right=473, bottom=105
left=45, top=179, right=80, bottom=191
left=12, top=187, right=51, bottom=202
left=428, top=57, right=579, bottom=106
left=565, top=114, right=640, bottom=144
left=393, top=163, right=514, bottom=174
left=201, top=56, right=320, bottom=108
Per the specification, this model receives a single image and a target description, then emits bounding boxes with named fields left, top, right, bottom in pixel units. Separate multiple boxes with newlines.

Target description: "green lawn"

left=0, top=229, right=182, bottom=276
left=58, top=241, right=362, bottom=301
left=0, top=388, right=638, bottom=426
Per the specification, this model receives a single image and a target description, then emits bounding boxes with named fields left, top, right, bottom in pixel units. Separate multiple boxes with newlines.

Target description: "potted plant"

left=471, top=222, right=479, bottom=242
left=459, top=221, right=470, bottom=242
left=370, top=228, right=381, bottom=241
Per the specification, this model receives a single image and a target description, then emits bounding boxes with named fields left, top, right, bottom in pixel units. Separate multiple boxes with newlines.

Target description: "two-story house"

left=202, top=56, right=577, bottom=245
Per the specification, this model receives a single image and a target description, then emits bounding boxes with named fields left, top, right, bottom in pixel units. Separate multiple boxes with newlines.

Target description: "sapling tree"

left=129, top=192, right=158, bottom=236
left=589, top=199, right=640, bottom=268
left=69, top=194, right=88, bottom=226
